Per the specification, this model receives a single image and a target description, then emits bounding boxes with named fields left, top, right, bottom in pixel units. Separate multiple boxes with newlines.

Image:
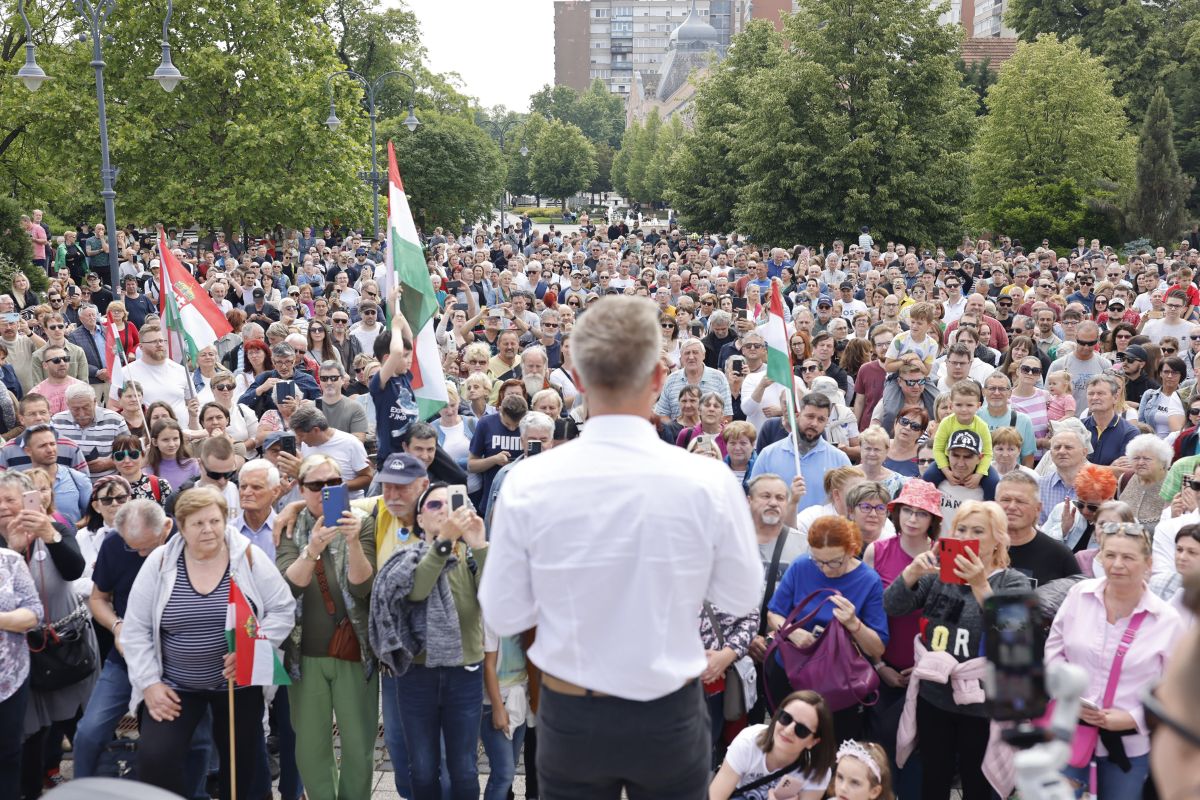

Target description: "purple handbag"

left=764, top=588, right=880, bottom=713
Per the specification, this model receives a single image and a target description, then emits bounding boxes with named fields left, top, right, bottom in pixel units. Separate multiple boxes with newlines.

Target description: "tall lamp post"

left=480, top=118, right=527, bottom=232
left=15, top=0, right=185, bottom=291
left=324, top=69, right=420, bottom=240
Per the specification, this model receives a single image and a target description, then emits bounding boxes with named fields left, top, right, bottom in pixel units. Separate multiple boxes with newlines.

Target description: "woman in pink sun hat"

left=862, top=479, right=943, bottom=798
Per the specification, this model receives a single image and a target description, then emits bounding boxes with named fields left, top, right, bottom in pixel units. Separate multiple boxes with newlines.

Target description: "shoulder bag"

left=730, top=754, right=805, bottom=798
left=763, top=588, right=879, bottom=713
left=26, top=543, right=97, bottom=691
left=702, top=602, right=745, bottom=722
left=314, top=557, right=362, bottom=663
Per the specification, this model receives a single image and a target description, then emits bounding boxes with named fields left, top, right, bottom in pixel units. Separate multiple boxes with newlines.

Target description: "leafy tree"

left=385, top=109, right=506, bottom=232
left=1165, top=0, right=1200, bottom=211
left=970, top=37, right=1135, bottom=232
left=666, top=19, right=784, bottom=233
left=624, top=110, right=660, bottom=203
left=505, top=114, right=547, bottom=201
left=588, top=141, right=614, bottom=200
left=1125, top=87, right=1194, bottom=243
left=958, top=58, right=996, bottom=117
left=529, top=80, right=625, bottom=148
left=528, top=119, right=596, bottom=211
left=729, top=0, right=972, bottom=245
left=643, top=115, right=685, bottom=206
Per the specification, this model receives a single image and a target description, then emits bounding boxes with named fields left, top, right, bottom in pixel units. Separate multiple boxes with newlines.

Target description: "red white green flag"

left=157, top=228, right=231, bottom=364
left=103, top=316, right=127, bottom=401
left=766, top=280, right=795, bottom=389
left=225, top=579, right=289, bottom=687
left=385, top=140, right=447, bottom=419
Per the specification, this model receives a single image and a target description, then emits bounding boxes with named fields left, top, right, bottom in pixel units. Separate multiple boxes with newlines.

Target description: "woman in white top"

left=549, top=334, right=580, bottom=410
left=709, top=689, right=835, bottom=800
left=1140, top=355, right=1186, bottom=439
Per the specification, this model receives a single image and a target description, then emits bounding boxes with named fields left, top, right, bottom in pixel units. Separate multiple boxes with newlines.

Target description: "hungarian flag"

left=765, top=280, right=795, bottom=391
left=157, top=227, right=231, bottom=364
left=103, top=317, right=127, bottom=401
left=385, top=141, right=447, bottom=419
left=225, top=579, right=289, bottom=687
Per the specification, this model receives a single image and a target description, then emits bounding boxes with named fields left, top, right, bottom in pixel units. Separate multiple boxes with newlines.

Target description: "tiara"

left=836, top=740, right=881, bottom=782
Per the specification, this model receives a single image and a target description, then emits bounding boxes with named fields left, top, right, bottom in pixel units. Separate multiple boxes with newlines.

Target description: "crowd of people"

left=0, top=212, right=1198, bottom=800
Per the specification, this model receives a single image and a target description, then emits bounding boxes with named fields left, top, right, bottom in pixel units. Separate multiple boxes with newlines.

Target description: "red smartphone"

left=939, top=538, right=981, bottom=584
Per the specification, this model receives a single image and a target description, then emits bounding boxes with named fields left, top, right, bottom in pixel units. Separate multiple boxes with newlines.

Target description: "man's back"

left=480, top=415, right=762, bottom=701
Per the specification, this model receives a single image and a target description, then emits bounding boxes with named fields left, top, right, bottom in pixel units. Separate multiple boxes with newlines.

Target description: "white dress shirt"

left=479, top=414, right=763, bottom=701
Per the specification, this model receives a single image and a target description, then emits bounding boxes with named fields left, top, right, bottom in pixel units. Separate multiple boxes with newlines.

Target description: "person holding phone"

left=709, top=689, right=835, bottom=800
left=884, top=500, right=1029, bottom=800
left=276, top=454, right=378, bottom=800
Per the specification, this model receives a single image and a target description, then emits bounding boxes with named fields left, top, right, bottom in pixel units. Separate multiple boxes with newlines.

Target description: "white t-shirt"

left=938, top=480, right=984, bottom=530
left=840, top=298, right=868, bottom=320
left=124, top=359, right=191, bottom=424
left=302, top=429, right=370, bottom=499
left=723, top=724, right=831, bottom=800
left=1143, top=389, right=1184, bottom=437
left=1142, top=317, right=1193, bottom=345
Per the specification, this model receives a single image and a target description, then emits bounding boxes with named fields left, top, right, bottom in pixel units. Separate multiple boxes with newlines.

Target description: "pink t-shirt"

left=32, top=377, right=87, bottom=415
left=873, top=536, right=923, bottom=670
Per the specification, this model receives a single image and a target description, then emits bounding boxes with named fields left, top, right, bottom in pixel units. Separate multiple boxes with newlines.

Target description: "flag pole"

left=227, top=677, right=237, bottom=800
left=771, top=279, right=803, bottom=481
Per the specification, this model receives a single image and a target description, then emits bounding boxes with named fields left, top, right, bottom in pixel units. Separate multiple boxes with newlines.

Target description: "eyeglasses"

left=916, top=458, right=935, bottom=467
left=301, top=476, right=343, bottom=492
left=660, top=322, right=676, bottom=329
left=112, top=449, right=142, bottom=462
left=985, top=385, right=1010, bottom=393
left=1143, top=683, right=1200, bottom=749
left=856, top=502, right=888, bottom=515
left=896, top=417, right=924, bottom=431
left=47, top=324, right=65, bottom=331
left=742, top=343, right=764, bottom=350
left=775, top=710, right=815, bottom=740
left=1190, top=408, right=1200, bottom=417
left=901, top=378, right=923, bottom=388
left=422, top=499, right=445, bottom=512
left=1184, top=477, right=1200, bottom=491
left=1075, top=339, right=1098, bottom=348
left=333, top=318, right=349, bottom=325
left=1018, top=365, right=1041, bottom=375
left=97, top=493, right=130, bottom=506
left=1163, top=348, right=1178, bottom=355
left=811, top=554, right=847, bottom=571
left=1072, top=499, right=1101, bottom=513
left=206, top=469, right=237, bottom=482
left=801, top=365, right=819, bottom=373
left=43, top=356, right=68, bottom=365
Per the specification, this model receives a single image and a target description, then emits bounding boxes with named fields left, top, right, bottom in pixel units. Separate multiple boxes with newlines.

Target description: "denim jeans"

left=394, top=664, right=484, bottom=800
left=251, top=688, right=303, bottom=800
left=383, top=673, right=451, bottom=800
left=73, top=657, right=132, bottom=778
left=1063, top=753, right=1149, bottom=799
left=479, top=705, right=526, bottom=800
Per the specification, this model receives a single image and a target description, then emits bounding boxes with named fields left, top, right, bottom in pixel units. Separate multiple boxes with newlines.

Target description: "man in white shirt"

left=291, top=404, right=374, bottom=499
left=122, top=324, right=191, bottom=423
left=942, top=275, right=968, bottom=324
left=479, top=296, right=762, bottom=799
left=1143, top=289, right=1194, bottom=344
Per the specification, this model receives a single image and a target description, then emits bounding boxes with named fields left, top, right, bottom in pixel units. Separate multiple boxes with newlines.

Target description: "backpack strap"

left=148, top=475, right=162, bottom=502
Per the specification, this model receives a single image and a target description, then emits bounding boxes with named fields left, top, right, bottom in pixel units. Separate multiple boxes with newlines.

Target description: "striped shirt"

left=161, top=552, right=230, bottom=692
left=51, top=408, right=129, bottom=479
left=653, top=366, right=733, bottom=419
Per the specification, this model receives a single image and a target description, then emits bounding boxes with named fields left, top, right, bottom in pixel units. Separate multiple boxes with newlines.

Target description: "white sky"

left=391, top=0, right=557, bottom=112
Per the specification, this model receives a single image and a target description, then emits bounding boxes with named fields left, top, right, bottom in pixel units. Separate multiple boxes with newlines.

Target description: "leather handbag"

left=314, top=558, right=362, bottom=663
left=764, top=588, right=879, bottom=713
left=1039, top=609, right=1147, bottom=769
left=26, top=549, right=96, bottom=692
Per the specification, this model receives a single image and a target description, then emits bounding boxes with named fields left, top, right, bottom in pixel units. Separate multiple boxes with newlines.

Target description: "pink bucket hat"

left=888, top=478, right=943, bottom=518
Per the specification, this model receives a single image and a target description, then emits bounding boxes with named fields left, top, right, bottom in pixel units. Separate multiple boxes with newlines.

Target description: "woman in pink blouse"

left=1045, top=522, right=1186, bottom=798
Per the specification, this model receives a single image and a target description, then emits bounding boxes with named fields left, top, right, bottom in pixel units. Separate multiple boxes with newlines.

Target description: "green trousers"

left=289, top=655, right=380, bottom=800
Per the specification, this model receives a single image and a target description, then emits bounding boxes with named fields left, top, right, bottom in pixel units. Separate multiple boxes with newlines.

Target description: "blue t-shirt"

left=469, top=414, right=523, bottom=515
left=768, top=557, right=890, bottom=657
left=92, top=531, right=150, bottom=664
left=370, top=371, right=417, bottom=467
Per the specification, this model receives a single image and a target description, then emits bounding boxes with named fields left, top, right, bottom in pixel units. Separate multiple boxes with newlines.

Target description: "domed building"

left=656, top=0, right=725, bottom=102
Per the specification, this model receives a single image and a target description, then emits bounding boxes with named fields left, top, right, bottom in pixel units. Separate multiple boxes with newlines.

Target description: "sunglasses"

left=1098, top=521, right=1151, bottom=541
left=302, top=477, right=343, bottom=492
left=112, top=449, right=142, bottom=462
left=1189, top=408, right=1200, bottom=417
left=775, top=710, right=815, bottom=740
left=901, top=378, right=923, bottom=388
left=1075, top=339, right=1098, bottom=348
left=1184, top=477, right=1200, bottom=491
left=423, top=499, right=445, bottom=512
left=97, top=493, right=130, bottom=506
left=1143, top=683, right=1200, bottom=749
left=1018, top=365, right=1041, bottom=375
left=801, top=365, right=819, bottom=373
left=1072, top=499, right=1101, bottom=513
left=916, top=457, right=935, bottom=466
left=896, top=417, right=924, bottom=431
left=333, top=319, right=349, bottom=325
left=43, top=356, right=69, bottom=365
left=47, top=324, right=65, bottom=331
left=1163, top=348, right=1177, bottom=355
left=319, top=375, right=342, bottom=383
left=205, top=469, right=237, bottom=482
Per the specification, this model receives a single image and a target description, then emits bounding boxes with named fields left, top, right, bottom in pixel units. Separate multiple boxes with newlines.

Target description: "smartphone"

left=729, top=355, right=746, bottom=374
left=1079, top=698, right=1101, bottom=711
left=984, top=590, right=1049, bottom=721
left=275, top=380, right=296, bottom=403
left=527, top=440, right=543, bottom=456
left=22, top=490, right=41, bottom=512
left=453, top=302, right=469, bottom=312
left=448, top=484, right=468, bottom=512
left=320, top=484, right=349, bottom=526
left=1115, top=352, right=1126, bottom=362
left=939, top=538, right=981, bottom=584
left=773, top=775, right=805, bottom=800
left=730, top=296, right=747, bottom=311
left=447, top=280, right=461, bottom=292
left=278, top=433, right=297, bottom=457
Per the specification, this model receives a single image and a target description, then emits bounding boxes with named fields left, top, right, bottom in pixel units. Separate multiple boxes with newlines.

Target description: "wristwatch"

left=434, top=538, right=453, bottom=557
left=49, top=530, right=62, bottom=544
left=300, top=544, right=320, bottom=561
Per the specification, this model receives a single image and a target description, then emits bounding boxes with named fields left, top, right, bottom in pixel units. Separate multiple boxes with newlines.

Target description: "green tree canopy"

left=529, top=80, right=625, bottom=148
left=969, top=36, right=1135, bottom=231
left=528, top=119, right=597, bottom=210
left=385, top=109, right=506, bottom=232
left=1126, top=87, right=1193, bottom=243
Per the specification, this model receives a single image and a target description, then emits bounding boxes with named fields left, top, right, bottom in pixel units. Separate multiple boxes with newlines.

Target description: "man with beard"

left=468, top=392, right=528, bottom=515
left=518, top=346, right=551, bottom=398
left=750, top=392, right=848, bottom=512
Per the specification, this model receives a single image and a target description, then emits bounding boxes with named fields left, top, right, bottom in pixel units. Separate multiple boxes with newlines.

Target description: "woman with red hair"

left=1042, top=463, right=1120, bottom=553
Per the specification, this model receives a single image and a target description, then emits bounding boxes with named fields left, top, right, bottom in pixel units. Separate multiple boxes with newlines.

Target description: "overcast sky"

left=391, top=0, right=557, bottom=112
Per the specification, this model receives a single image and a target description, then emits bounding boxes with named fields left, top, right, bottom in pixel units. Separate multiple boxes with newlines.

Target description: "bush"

left=0, top=197, right=47, bottom=294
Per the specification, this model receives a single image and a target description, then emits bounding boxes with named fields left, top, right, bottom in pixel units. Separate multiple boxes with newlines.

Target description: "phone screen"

left=527, top=440, right=543, bottom=456
left=984, top=590, right=1049, bottom=721
left=449, top=485, right=467, bottom=511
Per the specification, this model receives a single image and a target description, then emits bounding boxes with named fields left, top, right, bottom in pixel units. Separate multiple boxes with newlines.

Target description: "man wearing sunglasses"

left=1048, top=320, right=1111, bottom=411
left=164, top=436, right=241, bottom=520
left=32, top=346, right=89, bottom=415
left=31, top=312, right=88, bottom=385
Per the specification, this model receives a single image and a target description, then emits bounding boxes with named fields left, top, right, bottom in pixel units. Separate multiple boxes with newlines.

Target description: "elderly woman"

left=678, top=391, right=727, bottom=454
left=276, top=454, right=378, bottom=800
left=0, top=469, right=97, bottom=798
left=721, top=420, right=757, bottom=487
left=122, top=487, right=295, bottom=799
left=1046, top=520, right=1185, bottom=797
left=858, top=425, right=903, bottom=497
left=884, top=500, right=1030, bottom=800
left=1045, top=464, right=1120, bottom=554
left=992, top=426, right=1038, bottom=478
left=766, top=516, right=888, bottom=741
left=846, top=482, right=893, bottom=552
left=1118, top=434, right=1172, bottom=527
left=0, top=542, right=39, bottom=798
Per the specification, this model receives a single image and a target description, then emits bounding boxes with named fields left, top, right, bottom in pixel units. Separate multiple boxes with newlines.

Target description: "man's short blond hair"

left=571, top=296, right=661, bottom=392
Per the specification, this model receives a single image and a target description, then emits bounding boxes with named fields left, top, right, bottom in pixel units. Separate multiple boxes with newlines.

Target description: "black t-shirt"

left=1008, top=531, right=1081, bottom=588
left=92, top=531, right=151, bottom=663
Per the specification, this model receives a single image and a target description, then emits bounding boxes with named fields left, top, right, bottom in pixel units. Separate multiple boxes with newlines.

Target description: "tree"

left=643, top=115, right=685, bottom=206
left=505, top=114, right=547, bottom=201
left=529, top=80, right=625, bottom=148
left=623, top=110, right=660, bottom=203
left=528, top=119, right=596, bottom=211
left=958, top=58, right=996, bottom=117
left=588, top=141, right=614, bottom=201
left=665, top=19, right=784, bottom=233
left=1126, top=88, right=1193, bottom=243
left=385, top=110, right=506, bottom=232
left=1165, top=0, right=1200, bottom=211
left=970, top=37, right=1135, bottom=233
left=729, top=0, right=973, bottom=245
left=0, top=197, right=47, bottom=294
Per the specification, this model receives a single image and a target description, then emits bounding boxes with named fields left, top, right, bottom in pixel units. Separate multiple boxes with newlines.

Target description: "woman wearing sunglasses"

left=111, top=433, right=172, bottom=506
left=1043, top=464, right=1119, bottom=554
left=1045, top=518, right=1185, bottom=798
left=709, top=689, right=835, bottom=800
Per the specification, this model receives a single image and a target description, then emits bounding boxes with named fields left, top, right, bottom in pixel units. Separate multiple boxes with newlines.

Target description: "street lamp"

left=480, top=118, right=527, bottom=231
left=14, top=0, right=186, bottom=290
left=323, top=69, right=420, bottom=240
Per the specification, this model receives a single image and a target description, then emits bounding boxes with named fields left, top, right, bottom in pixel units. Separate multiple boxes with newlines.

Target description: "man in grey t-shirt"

left=1048, top=321, right=1111, bottom=410
left=315, top=359, right=368, bottom=439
